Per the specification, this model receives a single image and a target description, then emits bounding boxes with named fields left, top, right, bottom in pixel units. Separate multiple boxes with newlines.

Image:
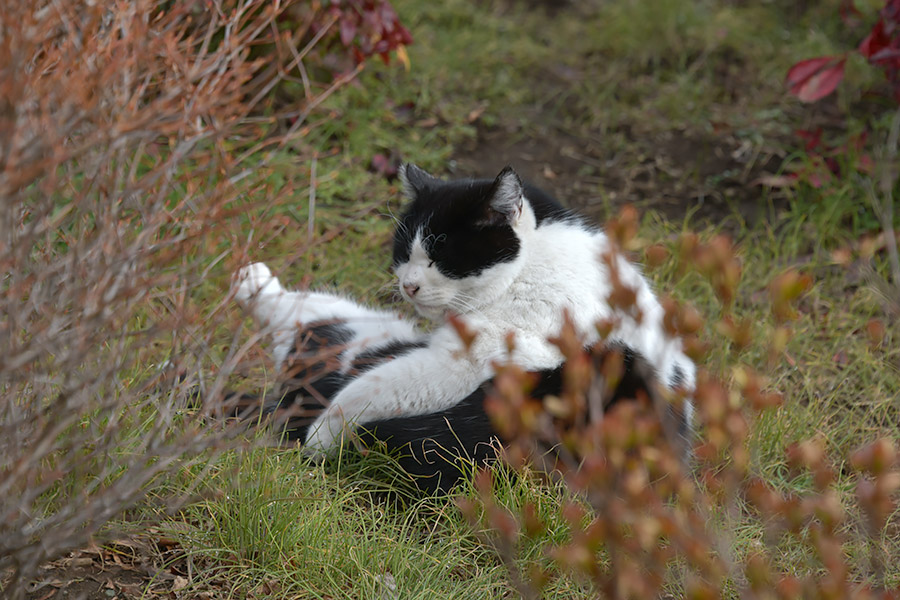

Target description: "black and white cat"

left=232, top=164, right=695, bottom=491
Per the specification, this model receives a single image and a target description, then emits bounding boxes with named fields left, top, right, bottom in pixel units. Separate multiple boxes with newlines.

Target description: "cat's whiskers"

left=381, top=208, right=410, bottom=244
left=448, top=293, right=488, bottom=320
left=376, top=284, right=404, bottom=304
left=382, top=207, right=404, bottom=230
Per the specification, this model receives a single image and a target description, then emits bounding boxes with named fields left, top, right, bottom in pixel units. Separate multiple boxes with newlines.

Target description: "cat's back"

left=521, top=186, right=608, bottom=286
left=523, top=183, right=576, bottom=224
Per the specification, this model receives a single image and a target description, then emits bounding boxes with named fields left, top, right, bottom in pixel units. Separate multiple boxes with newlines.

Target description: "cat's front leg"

left=303, top=404, right=351, bottom=455
left=302, top=341, right=488, bottom=454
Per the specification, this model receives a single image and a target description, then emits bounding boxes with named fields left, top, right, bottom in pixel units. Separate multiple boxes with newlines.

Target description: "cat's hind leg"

left=234, top=262, right=316, bottom=366
left=232, top=261, right=426, bottom=442
left=234, top=261, right=422, bottom=368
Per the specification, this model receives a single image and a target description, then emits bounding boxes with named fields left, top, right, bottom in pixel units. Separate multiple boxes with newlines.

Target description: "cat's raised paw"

left=234, top=262, right=280, bottom=306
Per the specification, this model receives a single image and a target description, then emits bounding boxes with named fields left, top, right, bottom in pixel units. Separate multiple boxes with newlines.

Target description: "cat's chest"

left=477, top=236, right=611, bottom=338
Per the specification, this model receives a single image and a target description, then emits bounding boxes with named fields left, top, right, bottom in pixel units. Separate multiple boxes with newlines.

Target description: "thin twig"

left=877, top=107, right=900, bottom=290
left=308, top=153, right=318, bottom=245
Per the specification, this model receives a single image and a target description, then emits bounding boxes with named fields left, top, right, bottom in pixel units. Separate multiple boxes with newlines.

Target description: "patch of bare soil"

left=27, top=562, right=146, bottom=600
left=22, top=534, right=192, bottom=600
left=24, top=545, right=149, bottom=600
left=449, top=33, right=788, bottom=229
left=451, top=121, right=783, bottom=230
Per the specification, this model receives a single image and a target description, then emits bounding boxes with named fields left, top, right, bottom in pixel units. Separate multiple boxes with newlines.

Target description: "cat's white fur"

left=235, top=191, right=695, bottom=455
left=234, top=262, right=422, bottom=373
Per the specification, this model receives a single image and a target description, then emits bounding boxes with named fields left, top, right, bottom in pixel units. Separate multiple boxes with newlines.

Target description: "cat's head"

left=392, top=164, right=535, bottom=320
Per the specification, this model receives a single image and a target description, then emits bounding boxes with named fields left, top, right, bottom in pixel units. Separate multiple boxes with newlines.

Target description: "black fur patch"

left=356, top=390, right=497, bottom=495
left=357, top=344, right=662, bottom=494
left=669, top=364, right=686, bottom=389
left=522, top=182, right=582, bottom=226
left=350, top=339, right=428, bottom=373
left=596, top=343, right=657, bottom=411
left=262, top=328, right=428, bottom=442
left=288, top=321, right=354, bottom=359
left=263, top=321, right=356, bottom=442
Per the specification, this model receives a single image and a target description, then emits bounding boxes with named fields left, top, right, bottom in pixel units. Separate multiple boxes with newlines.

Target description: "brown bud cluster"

left=678, top=233, right=743, bottom=307
left=468, top=208, right=899, bottom=599
left=769, top=269, right=813, bottom=323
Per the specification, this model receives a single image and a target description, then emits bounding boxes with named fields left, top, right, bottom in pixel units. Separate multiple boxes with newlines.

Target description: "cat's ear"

left=482, top=166, right=524, bottom=226
left=398, top=163, right=439, bottom=200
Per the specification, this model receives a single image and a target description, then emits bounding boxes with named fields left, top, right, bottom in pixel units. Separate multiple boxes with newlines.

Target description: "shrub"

left=460, top=208, right=900, bottom=599
left=0, top=0, right=409, bottom=595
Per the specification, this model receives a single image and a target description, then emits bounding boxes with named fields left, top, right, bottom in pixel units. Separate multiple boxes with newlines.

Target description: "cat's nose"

left=403, top=283, right=420, bottom=298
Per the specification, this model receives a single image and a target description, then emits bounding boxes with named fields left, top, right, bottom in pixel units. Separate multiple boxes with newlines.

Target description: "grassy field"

left=19, top=1, right=900, bottom=598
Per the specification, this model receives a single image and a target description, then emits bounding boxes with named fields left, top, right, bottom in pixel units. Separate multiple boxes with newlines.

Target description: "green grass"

left=156, top=445, right=601, bottom=598
left=164, top=449, right=503, bottom=598
left=119, top=0, right=900, bottom=597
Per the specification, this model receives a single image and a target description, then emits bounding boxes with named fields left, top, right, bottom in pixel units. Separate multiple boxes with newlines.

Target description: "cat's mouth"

left=409, top=299, right=447, bottom=319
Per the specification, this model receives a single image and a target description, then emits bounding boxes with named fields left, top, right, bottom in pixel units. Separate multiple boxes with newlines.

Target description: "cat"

left=231, top=164, right=695, bottom=491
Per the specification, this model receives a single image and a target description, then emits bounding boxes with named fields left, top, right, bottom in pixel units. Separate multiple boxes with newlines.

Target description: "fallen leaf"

left=414, top=117, right=438, bottom=128
left=172, top=576, right=190, bottom=592
left=866, top=319, right=885, bottom=347
left=832, top=350, right=849, bottom=366
left=466, top=104, right=486, bottom=123
left=831, top=247, right=852, bottom=266
left=752, top=174, right=796, bottom=188
left=63, top=557, right=94, bottom=568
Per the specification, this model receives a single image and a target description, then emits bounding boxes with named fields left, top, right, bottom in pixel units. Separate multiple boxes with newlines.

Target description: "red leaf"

left=397, top=24, right=413, bottom=46
left=795, top=128, right=823, bottom=152
left=860, top=21, right=890, bottom=60
left=379, top=3, right=398, bottom=32
left=339, top=15, right=357, bottom=47
left=870, top=46, right=900, bottom=64
left=883, top=1, right=900, bottom=26
left=786, top=57, right=836, bottom=86
left=786, top=56, right=846, bottom=102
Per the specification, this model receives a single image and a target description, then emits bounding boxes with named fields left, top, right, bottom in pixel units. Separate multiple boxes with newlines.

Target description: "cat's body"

left=232, top=165, right=695, bottom=491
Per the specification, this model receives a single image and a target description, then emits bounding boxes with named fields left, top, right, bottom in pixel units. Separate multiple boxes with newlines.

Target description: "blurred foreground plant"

left=0, top=0, right=385, bottom=596
left=461, top=207, right=900, bottom=599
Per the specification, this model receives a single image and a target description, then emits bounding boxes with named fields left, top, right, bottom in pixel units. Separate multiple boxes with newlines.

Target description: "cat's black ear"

left=482, top=166, right=524, bottom=226
left=398, top=163, right=439, bottom=200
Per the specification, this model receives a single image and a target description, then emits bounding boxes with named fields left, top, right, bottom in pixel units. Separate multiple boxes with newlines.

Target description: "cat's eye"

left=427, top=260, right=434, bottom=268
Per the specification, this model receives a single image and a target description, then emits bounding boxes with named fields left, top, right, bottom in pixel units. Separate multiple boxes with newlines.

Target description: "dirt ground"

left=450, top=115, right=786, bottom=231
left=22, top=536, right=187, bottom=600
